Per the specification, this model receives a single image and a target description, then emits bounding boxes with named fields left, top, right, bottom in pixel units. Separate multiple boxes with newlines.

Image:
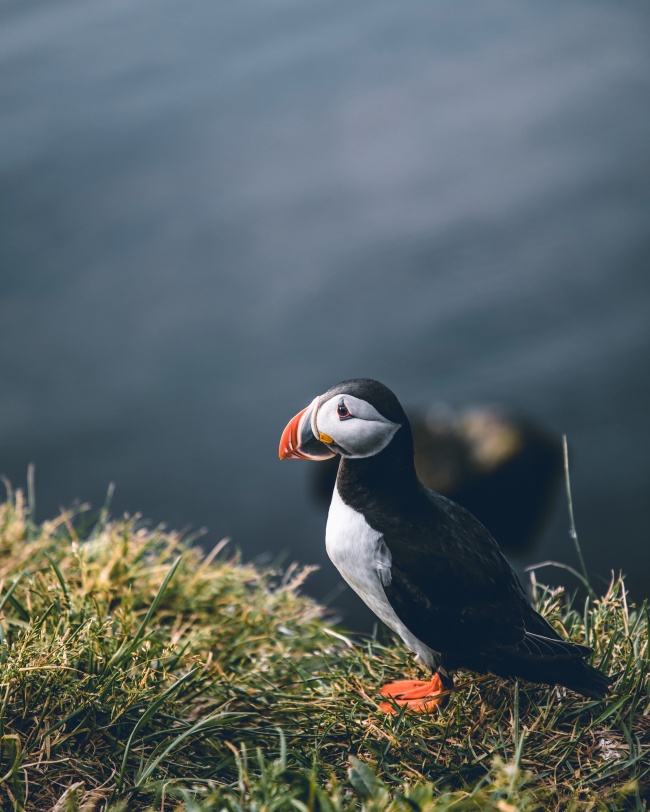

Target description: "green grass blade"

left=105, top=555, right=182, bottom=671
left=117, top=666, right=200, bottom=792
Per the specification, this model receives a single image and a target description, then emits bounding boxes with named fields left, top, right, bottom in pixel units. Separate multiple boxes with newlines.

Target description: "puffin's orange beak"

left=279, top=401, right=336, bottom=461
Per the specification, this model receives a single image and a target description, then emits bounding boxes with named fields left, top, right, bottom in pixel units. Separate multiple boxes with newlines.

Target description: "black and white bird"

left=279, top=378, right=609, bottom=712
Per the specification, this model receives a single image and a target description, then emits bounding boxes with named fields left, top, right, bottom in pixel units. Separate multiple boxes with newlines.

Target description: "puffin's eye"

left=337, top=398, right=352, bottom=419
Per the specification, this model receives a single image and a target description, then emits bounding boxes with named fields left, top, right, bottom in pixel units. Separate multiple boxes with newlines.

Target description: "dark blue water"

left=2, top=0, right=649, bottom=621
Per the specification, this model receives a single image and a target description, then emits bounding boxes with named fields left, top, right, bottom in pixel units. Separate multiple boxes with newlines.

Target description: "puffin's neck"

left=335, top=423, right=420, bottom=511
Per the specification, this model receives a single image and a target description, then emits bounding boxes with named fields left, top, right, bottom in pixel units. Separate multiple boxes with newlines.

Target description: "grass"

left=0, top=483, right=647, bottom=811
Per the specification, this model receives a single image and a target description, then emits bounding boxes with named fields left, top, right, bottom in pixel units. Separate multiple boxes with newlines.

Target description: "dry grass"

left=0, top=484, right=647, bottom=811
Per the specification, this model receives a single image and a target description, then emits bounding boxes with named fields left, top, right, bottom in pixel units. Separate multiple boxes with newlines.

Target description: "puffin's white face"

left=314, top=393, right=400, bottom=458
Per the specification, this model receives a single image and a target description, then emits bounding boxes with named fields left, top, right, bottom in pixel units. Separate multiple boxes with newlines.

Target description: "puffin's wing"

left=377, top=490, right=542, bottom=656
left=378, top=489, right=598, bottom=669
left=383, top=560, right=526, bottom=655
left=383, top=558, right=594, bottom=665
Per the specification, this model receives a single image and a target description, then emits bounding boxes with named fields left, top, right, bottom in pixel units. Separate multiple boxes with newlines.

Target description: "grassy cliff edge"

left=0, top=487, right=647, bottom=811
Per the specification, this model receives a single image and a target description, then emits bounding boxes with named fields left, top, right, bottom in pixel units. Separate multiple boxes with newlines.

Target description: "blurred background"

left=1, top=0, right=649, bottom=627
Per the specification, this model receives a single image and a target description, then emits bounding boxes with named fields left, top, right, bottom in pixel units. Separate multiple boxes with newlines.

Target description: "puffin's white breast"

left=325, top=484, right=436, bottom=669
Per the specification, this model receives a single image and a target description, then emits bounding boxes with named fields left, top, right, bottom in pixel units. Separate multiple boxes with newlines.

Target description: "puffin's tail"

left=530, top=657, right=611, bottom=699
left=494, top=633, right=611, bottom=699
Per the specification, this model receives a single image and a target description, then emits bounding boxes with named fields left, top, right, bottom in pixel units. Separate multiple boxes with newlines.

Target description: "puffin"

left=279, top=378, right=609, bottom=713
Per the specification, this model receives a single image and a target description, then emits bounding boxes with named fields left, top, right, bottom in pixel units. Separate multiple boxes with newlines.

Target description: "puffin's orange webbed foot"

left=378, top=674, right=445, bottom=714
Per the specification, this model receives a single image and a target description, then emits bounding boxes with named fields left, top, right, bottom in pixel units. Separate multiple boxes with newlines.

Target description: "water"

left=1, top=0, right=649, bottom=624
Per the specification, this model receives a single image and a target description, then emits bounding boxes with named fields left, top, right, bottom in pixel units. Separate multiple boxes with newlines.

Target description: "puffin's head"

left=279, top=378, right=407, bottom=461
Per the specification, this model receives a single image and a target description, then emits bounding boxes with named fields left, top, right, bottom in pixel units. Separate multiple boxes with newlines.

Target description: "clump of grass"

left=0, top=484, right=647, bottom=811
